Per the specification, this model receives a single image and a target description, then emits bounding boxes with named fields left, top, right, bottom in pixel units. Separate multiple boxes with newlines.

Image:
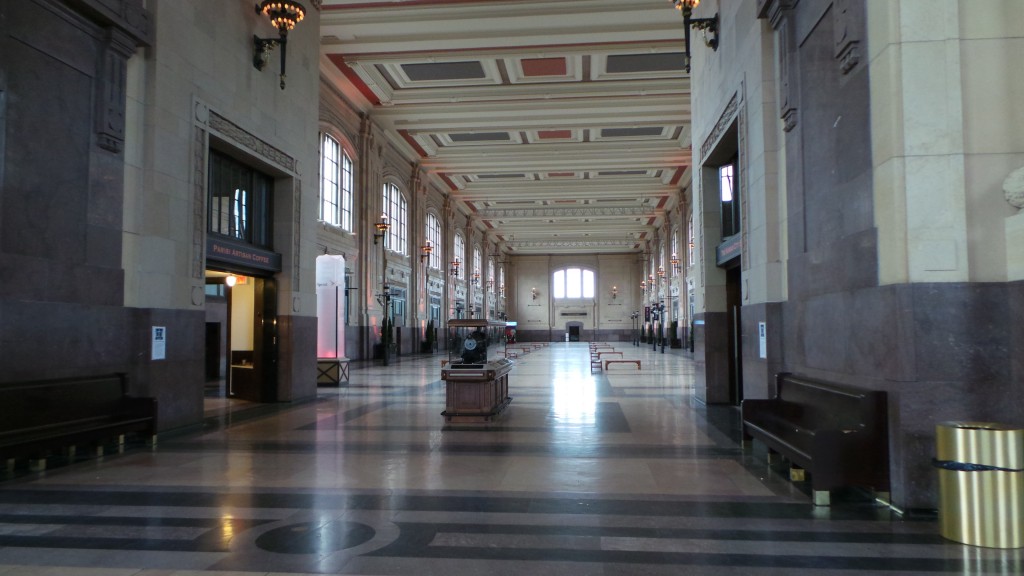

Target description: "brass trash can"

left=935, top=421, right=1024, bottom=548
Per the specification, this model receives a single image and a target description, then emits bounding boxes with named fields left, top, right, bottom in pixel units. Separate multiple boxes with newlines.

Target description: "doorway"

left=205, top=272, right=278, bottom=404
left=566, top=321, right=582, bottom=342
left=725, top=266, right=743, bottom=405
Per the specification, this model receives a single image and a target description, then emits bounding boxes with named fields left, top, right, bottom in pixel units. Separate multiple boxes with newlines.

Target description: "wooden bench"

left=1, top=374, right=157, bottom=471
left=741, top=372, right=889, bottom=506
left=604, top=359, right=641, bottom=370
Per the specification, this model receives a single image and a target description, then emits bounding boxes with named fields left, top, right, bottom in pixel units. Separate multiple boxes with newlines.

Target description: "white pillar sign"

left=152, top=326, right=167, bottom=360
left=758, top=321, right=767, bottom=359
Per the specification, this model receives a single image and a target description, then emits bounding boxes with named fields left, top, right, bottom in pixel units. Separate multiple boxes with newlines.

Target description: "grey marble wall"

left=761, top=0, right=1024, bottom=510
left=277, top=315, right=318, bottom=402
left=0, top=2, right=152, bottom=380
left=739, top=302, right=783, bottom=401
left=775, top=281, right=1024, bottom=509
left=694, top=312, right=731, bottom=404
left=0, top=2, right=305, bottom=434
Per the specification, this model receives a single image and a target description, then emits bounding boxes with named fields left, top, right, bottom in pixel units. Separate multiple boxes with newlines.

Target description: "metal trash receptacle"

left=935, top=421, right=1023, bottom=548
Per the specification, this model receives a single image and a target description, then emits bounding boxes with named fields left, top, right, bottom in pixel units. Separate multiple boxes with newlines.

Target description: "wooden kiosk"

left=441, top=319, right=513, bottom=425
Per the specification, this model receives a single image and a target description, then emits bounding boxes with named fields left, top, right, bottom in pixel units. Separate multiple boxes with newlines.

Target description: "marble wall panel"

left=1011, top=280, right=1024, bottom=388
left=126, top=307, right=205, bottom=432
left=276, top=315, right=318, bottom=403
left=0, top=300, right=204, bottom=433
left=0, top=301, right=132, bottom=382
left=740, top=302, right=783, bottom=400
left=788, top=227, right=878, bottom=301
left=911, top=283, right=1013, bottom=383
left=847, top=285, right=915, bottom=383
left=778, top=280, right=1022, bottom=509
left=694, top=311, right=731, bottom=404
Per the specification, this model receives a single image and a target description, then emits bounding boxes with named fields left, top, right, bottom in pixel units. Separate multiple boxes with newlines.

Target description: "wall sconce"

left=531, top=287, right=538, bottom=300
left=472, top=272, right=481, bottom=286
left=450, top=258, right=461, bottom=277
left=488, top=279, right=495, bottom=291
left=640, top=280, right=647, bottom=294
left=612, top=286, right=618, bottom=299
left=253, top=1, right=306, bottom=89
left=671, top=253, right=681, bottom=273
left=500, top=283, right=505, bottom=298
left=658, top=266, right=666, bottom=280
left=669, top=0, right=719, bottom=73
left=373, top=213, right=389, bottom=245
left=420, top=241, right=433, bottom=264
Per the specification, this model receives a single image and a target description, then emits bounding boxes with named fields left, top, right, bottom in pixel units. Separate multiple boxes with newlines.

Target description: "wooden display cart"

left=441, top=319, right=513, bottom=425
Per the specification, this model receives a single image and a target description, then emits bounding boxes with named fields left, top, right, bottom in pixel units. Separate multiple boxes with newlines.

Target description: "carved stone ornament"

left=701, top=92, right=739, bottom=160
left=94, top=28, right=136, bottom=153
left=834, top=0, right=862, bottom=75
left=1003, top=166, right=1024, bottom=209
left=778, top=19, right=798, bottom=132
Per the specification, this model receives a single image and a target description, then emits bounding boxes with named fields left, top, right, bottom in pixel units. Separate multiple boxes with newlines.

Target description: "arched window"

left=671, top=230, right=679, bottom=277
left=487, top=259, right=495, bottom=293
left=425, top=213, right=441, bottom=269
left=453, top=233, right=465, bottom=277
left=552, top=267, right=595, bottom=299
left=499, top=267, right=505, bottom=297
left=319, top=134, right=353, bottom=231
left=659, top=244, right=667, bottom=278
left=472, top=247, right=482, bottom=285
left=382, top=182, right=407, bottom=254
left=688, top=216, right=695, bottom=268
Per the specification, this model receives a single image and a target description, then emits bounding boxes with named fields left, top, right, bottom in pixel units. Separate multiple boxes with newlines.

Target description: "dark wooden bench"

left=741, top=372, right=889, bottom=506
left=1, top=373, right=158, bottom=471
left=604, top=359, right=641, bottom=370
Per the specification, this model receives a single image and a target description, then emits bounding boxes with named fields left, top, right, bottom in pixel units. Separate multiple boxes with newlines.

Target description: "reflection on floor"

left=0, top=342, right=1020, bottom=575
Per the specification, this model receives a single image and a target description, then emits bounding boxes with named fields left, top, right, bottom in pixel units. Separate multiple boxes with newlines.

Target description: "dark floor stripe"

left=424, top=521, right=942, bottom=545
left=158, top=439, right=741, bottom=459
left=0, top=535, right=227, bottom=553
left=372, top=543, right=1016, bottom=572
left=0, top=514, right=272, bottom=530
left=0, top=490, right=889, bottom=521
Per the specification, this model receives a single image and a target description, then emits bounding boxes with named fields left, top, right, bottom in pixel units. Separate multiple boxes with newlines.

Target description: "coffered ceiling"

left=320, top=0, right=691, bottom=255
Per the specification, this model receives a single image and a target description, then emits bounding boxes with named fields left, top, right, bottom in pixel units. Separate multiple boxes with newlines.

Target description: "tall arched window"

left=472, top=247, right=482, bottom=285
left=487, top=259, right=495, bottom=293
left=660, top=245, right=667, bottom=278
left=688, top=216, right=695, bottom=268
left=552, top=267, right=595, bottom=299
left=319, top=134, right=353, bottom=231
left=425, top=213, right=441, bottom=269
left=382, top=182, right=407, bottom=254
left=453, top=233, right=465, bottom=277
left=671, top=230, right=679, bottom=277
left=499, top=267, right=505, bottom=297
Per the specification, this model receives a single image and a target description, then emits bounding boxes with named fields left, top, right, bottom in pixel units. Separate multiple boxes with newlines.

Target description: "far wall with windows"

left=508, top=254, right=640, bottom=342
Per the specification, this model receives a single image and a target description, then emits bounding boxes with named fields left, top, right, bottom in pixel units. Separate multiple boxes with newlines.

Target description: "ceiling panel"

left=320, top=0, right=691, bottom=255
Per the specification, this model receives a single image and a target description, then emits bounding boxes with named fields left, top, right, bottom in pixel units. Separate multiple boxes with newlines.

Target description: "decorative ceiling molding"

left=477, top=207, right=651, bottom=219
left=320, top=0, right=690, bottom=256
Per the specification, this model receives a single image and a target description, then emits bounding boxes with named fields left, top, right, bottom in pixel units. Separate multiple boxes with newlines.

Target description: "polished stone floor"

left=0, top=342, right=1020, bottom=575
